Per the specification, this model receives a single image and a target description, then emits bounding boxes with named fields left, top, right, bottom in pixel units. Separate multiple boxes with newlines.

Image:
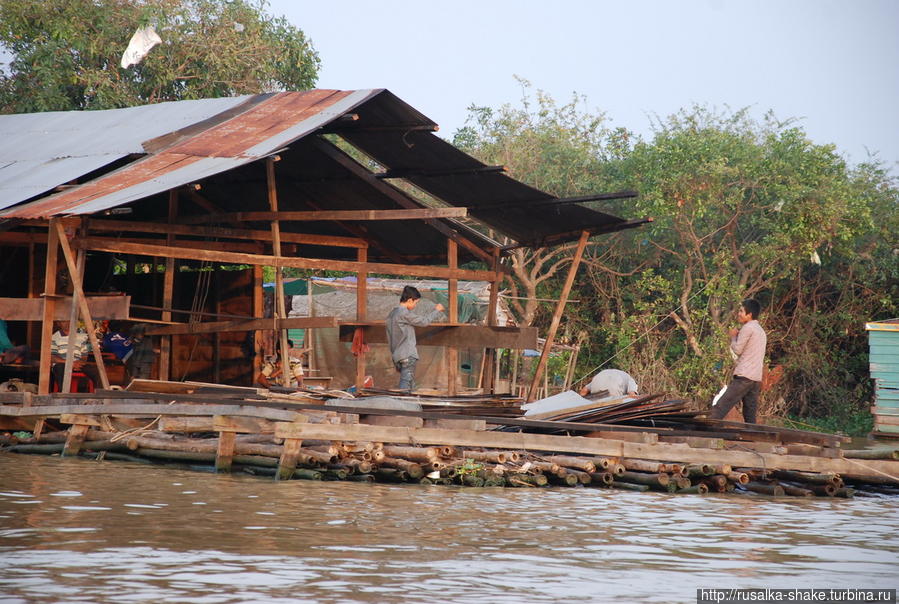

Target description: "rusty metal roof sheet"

left=0, top=96, right=253, bottom=210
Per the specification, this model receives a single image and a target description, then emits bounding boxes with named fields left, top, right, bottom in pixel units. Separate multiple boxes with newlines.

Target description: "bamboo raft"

left=2, top=382, right=898, bottom=498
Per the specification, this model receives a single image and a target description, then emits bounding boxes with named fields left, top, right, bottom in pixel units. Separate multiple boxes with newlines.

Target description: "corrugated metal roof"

left=0, top=95, right=253, bottom=210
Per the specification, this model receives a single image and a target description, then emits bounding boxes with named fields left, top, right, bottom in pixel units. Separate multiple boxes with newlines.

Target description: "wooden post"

left=38, top=219, right=61, bottom=396
left=482, top=248, right=501, bottom=392
left=253, top=265, right=264, bottom=384
left=61, top=246, right=84, bottom=394
left=527, top=230, right=590, bottom=402
left=266, top=157, right=291, bottom=387
left=160, top=190, right=177, bottom=381
left=215, top=431, right=236, bottom=473
left=277, top=437, right=303, bottom=481
left=54, top=220, right=110, bottom=389
left=447, top=239, right=458, bottom=395
left=62, top=423, right=91, bottom=457
left=355, top=248, right=368, bottom=391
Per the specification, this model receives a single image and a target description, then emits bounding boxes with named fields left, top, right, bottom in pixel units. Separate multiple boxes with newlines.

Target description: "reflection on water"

left=0, top=453, right=897, bottom=603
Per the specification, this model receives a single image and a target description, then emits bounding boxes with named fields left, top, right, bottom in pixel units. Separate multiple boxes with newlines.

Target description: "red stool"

left=51, top=371, right=95, bottom=393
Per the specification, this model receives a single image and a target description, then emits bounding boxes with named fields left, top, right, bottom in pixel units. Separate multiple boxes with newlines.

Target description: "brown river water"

left=1, top=453, right=897, bottom=603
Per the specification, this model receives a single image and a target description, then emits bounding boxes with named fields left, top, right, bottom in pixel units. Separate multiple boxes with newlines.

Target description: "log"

left=842, top=449, right=899, bottom=460
left=293, top=469, right=322, bottom=481
left=378, top=457, right=424, bottom=478
left=588, top=472, right=614, bottom=485
left=565, top=468, right=592, bottom=485
left=684, top=464, right=714, bottom=477
left=677, top=484, right=709, bottom=495
left=548, top=473, right=579, bottom=487
left=610, top=482, right=650, bottom=492
left=618, top=471, right=670, bottom=487
left=546, top=455, right=596, bottom=473
left=772, top=470, right=841, bottom=486
left=382, top=445, right=442, bottom=462
left=743, top=482, right=785, bottom=497
left=727, top=471, right=750, bottom=485
left=834, top=487, right=855, bottom=498
left=461, top=449, right=518, bottom=464
left=778, top=482, right=814, bottom=497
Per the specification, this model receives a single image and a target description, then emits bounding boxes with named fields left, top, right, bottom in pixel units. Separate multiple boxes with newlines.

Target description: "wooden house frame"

left=0, top=89, right=646, bottom=399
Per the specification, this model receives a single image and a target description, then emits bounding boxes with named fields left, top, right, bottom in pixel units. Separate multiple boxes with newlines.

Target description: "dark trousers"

left=395, top=357, right=417, bottom=391
left=710, top=376, right=760, bottom=424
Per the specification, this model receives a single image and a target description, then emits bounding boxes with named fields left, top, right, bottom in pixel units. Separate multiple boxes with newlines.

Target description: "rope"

left=575, top=279, right=714, bottom=385
left=843, top=457, right=899, bottom=482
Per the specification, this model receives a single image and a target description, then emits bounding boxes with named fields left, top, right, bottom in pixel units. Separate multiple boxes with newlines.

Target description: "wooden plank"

left=145, top=316, right=338, bottom=336
left=84, top=218, right=367, bottom=249
left=76, top=238, right=499, bottom=282
left=338, top=324, right=537, bottom=349
left=360, top=415, right=424, bottom=428
left=0, top=296, right=131, bottom=321
left=271, top=421, right=899, bottom=482
left=589, top=430, right=659, bottom=444
left=423, top=418, right=487, bottom=431
left=179, top=208, right=468, bottom=224
left=213, top=415, right=276, bottom=434
left=1, top=403, right=304, bottom=422
left=159, top=417, right=215, bottom=432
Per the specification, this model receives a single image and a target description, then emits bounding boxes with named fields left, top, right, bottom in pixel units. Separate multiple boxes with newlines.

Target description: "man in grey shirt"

left=579, top=368, right=638, bottom=399
left=710, top=298, right=767, bottom=424
left=386, top=286, right=445, bottom=391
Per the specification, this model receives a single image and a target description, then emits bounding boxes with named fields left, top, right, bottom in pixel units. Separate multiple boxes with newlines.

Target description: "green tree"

left=0, top=0, right=319, bottom=112
left=457, top=88, right=898, bottom=430
left=453, top=80, right=639, bottom=327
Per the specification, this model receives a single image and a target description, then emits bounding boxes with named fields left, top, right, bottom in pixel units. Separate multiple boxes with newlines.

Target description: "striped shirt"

left=51, top=330, right=91, bottom=361
left=731, top=320, right=766, bottom=382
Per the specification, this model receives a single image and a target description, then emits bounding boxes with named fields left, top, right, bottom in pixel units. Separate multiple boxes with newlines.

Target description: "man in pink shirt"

left=710, top=298, right=767, bottom=424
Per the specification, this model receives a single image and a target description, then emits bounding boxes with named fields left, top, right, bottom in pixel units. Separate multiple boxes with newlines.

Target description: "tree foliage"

left=0, top=0, right=320, bottom=112
left=457, top=86, right=899, bottom=429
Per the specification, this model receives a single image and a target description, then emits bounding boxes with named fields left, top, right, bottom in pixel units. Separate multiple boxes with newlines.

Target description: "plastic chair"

left=51, top=371, right=95, bottom=393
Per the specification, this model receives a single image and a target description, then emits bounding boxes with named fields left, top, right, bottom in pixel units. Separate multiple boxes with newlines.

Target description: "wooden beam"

left=482, top=248, right=502, bottom=392
left=83, top=218, right=366, bottom=249
left=179, top=208, right=468, bottom=224
left=145, top=316, right=338, bottom=336
left=54, top=221, right=110, bottom=389
left=76, top=237, right=500, bottom=282
left=338, top=324, right=537, bottom=350
left=0, top=296, right=130, bottom=321
left=528, top=230, right=589, bottom=402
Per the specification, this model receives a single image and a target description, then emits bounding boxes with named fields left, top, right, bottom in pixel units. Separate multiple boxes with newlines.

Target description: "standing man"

left=710, top=298, right=767, bottom=424
left=386, top=286, right=445, bottom=391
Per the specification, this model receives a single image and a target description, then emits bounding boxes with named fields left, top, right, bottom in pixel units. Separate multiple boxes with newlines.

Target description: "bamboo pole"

left=527, top=230, right=590, bottom=402
left=266, top=157, right=290, bottom=387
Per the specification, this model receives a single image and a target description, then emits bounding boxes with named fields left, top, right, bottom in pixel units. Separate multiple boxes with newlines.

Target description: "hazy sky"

left=274, top=0, right=899, bottom=173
